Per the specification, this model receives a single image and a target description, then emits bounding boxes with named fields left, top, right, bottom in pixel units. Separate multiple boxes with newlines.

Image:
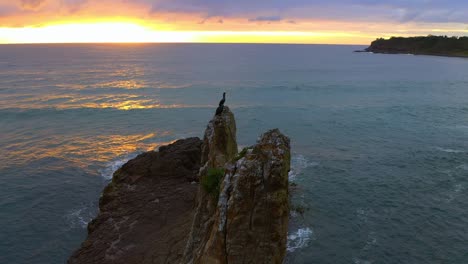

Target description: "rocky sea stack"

left=68, top=107, right=291, bottom=264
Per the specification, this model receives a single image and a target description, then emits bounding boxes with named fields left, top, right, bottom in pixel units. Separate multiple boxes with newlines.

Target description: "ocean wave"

left=356, top=208, right=370, bottom=223
left=452, top=125, right=468, bottom=131
left=356, top=208, right=378, bottom=249
left=353, top=258, right=372, bottom=264
left=446, top=183, right=464, bottom=202
left=287, top=227, right=314, bottom=252
left=289, top=154, right=318, bottom=181
left=99, top=153, right=139, bottom=180
left=65, top=205, right=97, bottom=229
left=435, top=147, right=464, bottom=153
left=363, top=231, right=378, bottom=251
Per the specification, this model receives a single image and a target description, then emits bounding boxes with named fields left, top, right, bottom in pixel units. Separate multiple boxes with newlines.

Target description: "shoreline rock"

left=182, top=106, right=238, bottom=264
left=68, top=137, right=202, bottom=264
left=68, top=107, right=291, bottom=264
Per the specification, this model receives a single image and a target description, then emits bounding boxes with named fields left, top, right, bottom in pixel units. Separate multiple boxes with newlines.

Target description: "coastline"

left=68, top=107, right=292, bottom=264
left=356, top=50, right=468, bottom=59
left=359, top=36, right=468, bottom=59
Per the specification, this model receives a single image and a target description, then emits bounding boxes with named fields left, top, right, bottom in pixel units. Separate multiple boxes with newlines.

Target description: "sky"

left=0, top=0, right=467, bottom=44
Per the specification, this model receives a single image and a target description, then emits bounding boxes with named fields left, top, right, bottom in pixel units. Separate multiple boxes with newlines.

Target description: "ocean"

left=1, top=44, right=467, bottom=264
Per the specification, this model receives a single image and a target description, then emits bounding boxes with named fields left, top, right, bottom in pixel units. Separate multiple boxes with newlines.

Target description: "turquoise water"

left=1, top=44, right=468, bottom=264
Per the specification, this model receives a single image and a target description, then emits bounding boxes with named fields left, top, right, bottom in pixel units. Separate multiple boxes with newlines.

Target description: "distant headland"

left=357, top=36, right=468, bottom=58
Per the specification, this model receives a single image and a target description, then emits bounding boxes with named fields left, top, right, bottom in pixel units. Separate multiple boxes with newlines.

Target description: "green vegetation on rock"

left=365, top=35, right=468, bottom=58
left=233, top=147, right=249, bottom=162
left=201, top=168, right=225, bottom=200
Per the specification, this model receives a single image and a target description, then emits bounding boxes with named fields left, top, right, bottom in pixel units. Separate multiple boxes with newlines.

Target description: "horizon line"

left=0, top=41, right=368, bottom=45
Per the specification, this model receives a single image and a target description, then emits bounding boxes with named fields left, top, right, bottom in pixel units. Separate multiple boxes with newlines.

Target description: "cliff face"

left=68, top=107, right=290, bottom=264
left=68, top=137, right=202, bottom=264
left=183, top=106, right=238, bottom=263
left=224, top=129, right=290, bottom=263
left=186, top=128, right=291, bottom=264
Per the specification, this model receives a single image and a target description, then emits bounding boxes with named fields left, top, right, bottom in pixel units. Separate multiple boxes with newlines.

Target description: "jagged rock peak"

left=200, top=106, right=238, bottom=176
left=185, top=128, right=291, bottom=264
left=182, top=106, right=239, bottom=263
left=68, top=107, right=291, bottom=264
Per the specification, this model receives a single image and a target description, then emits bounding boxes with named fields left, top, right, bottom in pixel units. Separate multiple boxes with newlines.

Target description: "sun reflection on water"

left=0, top=132, right=175, bottom=172
left=95, top=80, right=146, bottom=89
left=0, top=93, right=185, bottom=110
left=78, top=99, right=182, bottom=110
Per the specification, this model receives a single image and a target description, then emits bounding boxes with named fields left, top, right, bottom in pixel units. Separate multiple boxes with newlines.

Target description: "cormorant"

left=215, top=92, right=226, bottom=115
left=219, top=92, right=226, bottom=106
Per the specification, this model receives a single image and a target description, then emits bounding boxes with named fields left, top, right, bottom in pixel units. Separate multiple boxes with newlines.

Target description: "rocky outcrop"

left=224, top=129, right=290, bottom=263
left=68, top=107, right=291, bottom=264
left=199, top=106, right=238, bottom=176
left=184, top=128, right=290, bottom=264
left=68, top=138, right=202, bottom=264
left=182, top=106, right=238, bottom=263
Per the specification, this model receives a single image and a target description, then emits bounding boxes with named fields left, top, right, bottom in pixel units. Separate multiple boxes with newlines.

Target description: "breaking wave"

left=65, top=205, right=97, bottom=229
left=435, top=147, right=464, bottom=153
left=289, top=154, right=318, bottom=181
left=99, top=153, right=139, bottom=180
left=287, top=227, right=314, bottom=252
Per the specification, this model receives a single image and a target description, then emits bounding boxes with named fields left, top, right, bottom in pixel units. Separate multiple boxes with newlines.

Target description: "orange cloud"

left=0, top=0, right=466, bottom=44
left=19, top=0, right=46, bottom=10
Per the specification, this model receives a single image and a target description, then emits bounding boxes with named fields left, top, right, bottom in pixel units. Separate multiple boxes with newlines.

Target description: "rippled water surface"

left=1, top=44, right=468, bottom=264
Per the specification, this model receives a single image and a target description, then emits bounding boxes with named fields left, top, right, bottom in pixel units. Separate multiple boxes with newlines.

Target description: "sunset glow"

left=0, top=0, right=466, bottom=44
left=0, top=23, right=196, bottom=43
left=0, top=21, right=372, bottom=44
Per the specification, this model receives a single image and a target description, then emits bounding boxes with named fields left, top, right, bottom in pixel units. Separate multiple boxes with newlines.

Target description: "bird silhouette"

left=219, top=92, right=226, bottom=106
left=215, top=92, right=226, bottom=115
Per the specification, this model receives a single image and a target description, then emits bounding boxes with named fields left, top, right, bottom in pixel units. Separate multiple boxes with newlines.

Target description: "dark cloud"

left=62, top=0, right=88, bottom=13
left=0, top=5, right=17, bottom=16
left=19, top=0, right=46, bottom=10
left=196, top=16, right=224, bottom=25
left=139, top=0, right=468, bottom=24
left=2, top=0, right=468, bottom=25
left=248, top=15, right=282, bottom=22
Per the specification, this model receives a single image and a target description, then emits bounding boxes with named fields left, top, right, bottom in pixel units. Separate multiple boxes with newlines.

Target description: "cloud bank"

left=0, top=0, right=466, bottom=43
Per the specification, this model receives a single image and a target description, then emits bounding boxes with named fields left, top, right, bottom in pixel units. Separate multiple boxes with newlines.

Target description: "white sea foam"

left=353, top=258, right=372, bottom=264
left=363, top=231, right=378, bottom=251
left=286, top=227, right=314, bottom=252
left=289, top=210, right=299, bottom=218
left=288, top=154, right=318, bottom=181
left=356, top=208, right=370, bottom=223
left=452, top=125, right=468, bottom=131
left=446, top=183, right=464, bottom=202
left=435, top=147, right=464, bottom=153
left=99, top=154, right=139, bottom=180
left=65, top=206, right=96, bottom=229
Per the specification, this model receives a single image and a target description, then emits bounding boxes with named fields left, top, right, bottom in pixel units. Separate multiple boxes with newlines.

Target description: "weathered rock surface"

left=184, top=128, right=291, bottom=264
left=68, top=107, right=291, bottom=264
left=199, top=106, right=238, bottom=177
left=68, top=137, right=202, bottom=264
left=224, top=129, right=290, bottom=263
left=182, top=106, right=238, bottom=263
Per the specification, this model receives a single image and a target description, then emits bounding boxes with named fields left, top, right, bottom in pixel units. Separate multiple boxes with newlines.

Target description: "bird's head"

left=223, top=92, right=226, bottom=98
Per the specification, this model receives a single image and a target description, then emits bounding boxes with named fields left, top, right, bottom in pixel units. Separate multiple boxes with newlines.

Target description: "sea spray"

left=287, top=227, right=314, bottom=252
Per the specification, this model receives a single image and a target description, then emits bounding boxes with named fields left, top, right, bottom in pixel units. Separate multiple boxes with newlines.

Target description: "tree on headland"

left=366, top=35, right=468, bottom=57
